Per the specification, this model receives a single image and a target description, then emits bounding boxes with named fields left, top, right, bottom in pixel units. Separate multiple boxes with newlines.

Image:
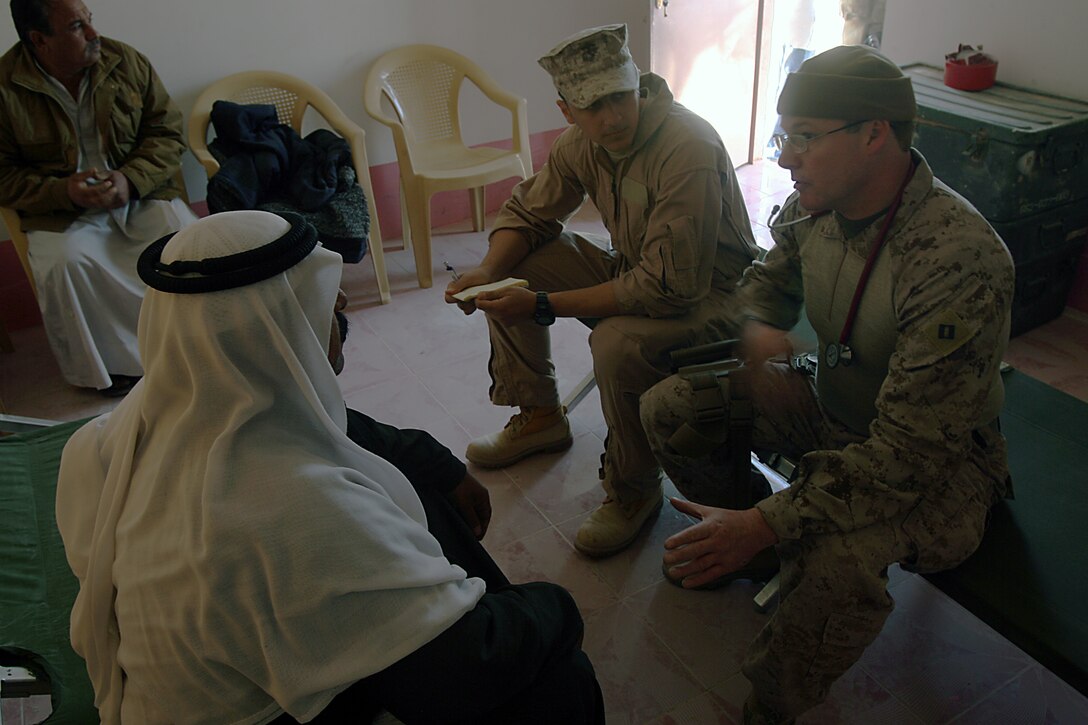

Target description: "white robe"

left=28, top=198, right=197, bottom=389
left=55, top=211, right=484, bottom=724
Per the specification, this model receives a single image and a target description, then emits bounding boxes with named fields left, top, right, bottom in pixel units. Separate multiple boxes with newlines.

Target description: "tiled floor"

left=3, top=161, right=1088, bottom=724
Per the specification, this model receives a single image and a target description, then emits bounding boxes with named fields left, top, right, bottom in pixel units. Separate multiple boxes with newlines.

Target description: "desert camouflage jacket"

left=742, top=151, right=1015, bottom=540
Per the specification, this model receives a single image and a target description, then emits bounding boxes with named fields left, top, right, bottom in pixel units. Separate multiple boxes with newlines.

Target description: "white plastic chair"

left=1, top=206, right=36, bottom=299
left=364, top=45, right=532, bottom=288
left=189, top=70, right=390, bottom=304
left=1, top=205, right=36, bottom=357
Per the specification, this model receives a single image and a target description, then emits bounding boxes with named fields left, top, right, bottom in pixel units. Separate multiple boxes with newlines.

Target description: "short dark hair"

left=10, top=0, right=53, bottom=46
left=890, top=120, right=915, bottom=152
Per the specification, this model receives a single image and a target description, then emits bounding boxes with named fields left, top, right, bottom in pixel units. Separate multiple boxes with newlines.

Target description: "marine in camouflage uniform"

left=639, top=46, right=1014, bottom=722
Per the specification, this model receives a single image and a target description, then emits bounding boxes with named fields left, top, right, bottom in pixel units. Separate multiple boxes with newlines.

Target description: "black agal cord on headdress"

left=138, top=213, right=318, bottom=294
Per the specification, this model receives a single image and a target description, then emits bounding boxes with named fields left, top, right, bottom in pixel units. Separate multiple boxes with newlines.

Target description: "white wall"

left=882, top=0, right=1088, bottom=102
left=0, top=0, right=651, bottom=202
left=8, top=1, right=1087, bottom=201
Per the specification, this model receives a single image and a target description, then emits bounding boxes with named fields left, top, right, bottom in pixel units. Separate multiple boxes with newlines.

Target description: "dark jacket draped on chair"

left=206, top=100, right=370, bottom=262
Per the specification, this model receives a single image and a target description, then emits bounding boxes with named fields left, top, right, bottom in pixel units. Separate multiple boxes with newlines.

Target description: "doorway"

left=650, top=0, right=764, bottom=164
left=650, top=0, right=884, bottom=165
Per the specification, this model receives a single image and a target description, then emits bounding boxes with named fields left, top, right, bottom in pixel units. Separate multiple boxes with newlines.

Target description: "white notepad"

left=452, top=277, right=529, bottom=302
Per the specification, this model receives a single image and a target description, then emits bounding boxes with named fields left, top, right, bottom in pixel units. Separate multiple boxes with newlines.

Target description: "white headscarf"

left=56, top=211, right=484, bottom=724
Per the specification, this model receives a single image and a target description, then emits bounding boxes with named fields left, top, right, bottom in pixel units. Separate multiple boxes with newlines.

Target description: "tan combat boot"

left=465, top=405, right=572, bottom=468
left=574, top=486, right=664, bottom=557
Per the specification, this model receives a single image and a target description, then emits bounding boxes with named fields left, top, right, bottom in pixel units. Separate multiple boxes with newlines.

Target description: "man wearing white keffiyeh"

left=55, top=210, right=603, bottom=724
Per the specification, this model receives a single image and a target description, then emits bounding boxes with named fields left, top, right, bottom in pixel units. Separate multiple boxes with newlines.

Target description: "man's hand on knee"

left=662, top=499, right=778, bottom=589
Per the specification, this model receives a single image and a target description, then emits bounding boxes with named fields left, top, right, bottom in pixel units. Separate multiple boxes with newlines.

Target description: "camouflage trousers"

left=639, top=361, right=867, bottom=506
left=486, top=232, right=737, bottom=504
left=639, top=362, right=994, bottom=720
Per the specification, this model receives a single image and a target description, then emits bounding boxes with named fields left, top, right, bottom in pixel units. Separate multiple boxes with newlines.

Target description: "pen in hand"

left=444, top=261, right=461, bottom=281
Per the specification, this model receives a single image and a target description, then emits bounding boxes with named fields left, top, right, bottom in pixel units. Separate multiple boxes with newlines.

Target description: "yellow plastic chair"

left=364, top=45, right=532, bottom=288
left=1, top=206, right=35, bottom=299
left=189, top=70, right=390, bottom=304
left=0, top=205, right=32, bottom=355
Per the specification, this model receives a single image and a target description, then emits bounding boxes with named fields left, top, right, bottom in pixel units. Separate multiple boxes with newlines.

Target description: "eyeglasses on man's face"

left=771, top=120, right=868, bottom=154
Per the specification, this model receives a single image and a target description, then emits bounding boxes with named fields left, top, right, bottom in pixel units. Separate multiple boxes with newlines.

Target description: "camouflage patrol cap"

left=777, top=45, right=916, bottom=122
left=538, top=24, right=640, bottom=109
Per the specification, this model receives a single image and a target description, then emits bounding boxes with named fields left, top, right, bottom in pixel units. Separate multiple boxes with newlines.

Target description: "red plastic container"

left=944, top=60, right=998, bottom=91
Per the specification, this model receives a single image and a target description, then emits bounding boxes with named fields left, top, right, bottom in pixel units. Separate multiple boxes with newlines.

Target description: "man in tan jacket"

left=445, top=24, right=759, bottom=558
left=0, top=0, right=195, bottom=395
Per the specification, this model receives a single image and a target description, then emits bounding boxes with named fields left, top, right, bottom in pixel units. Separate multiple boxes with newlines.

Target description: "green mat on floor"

left=1, top=418, right=98, bottom=723
left=924, top=370, right=1088, bottom=696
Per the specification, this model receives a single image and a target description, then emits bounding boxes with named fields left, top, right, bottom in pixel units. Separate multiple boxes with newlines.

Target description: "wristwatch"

left=533, top=291, right=556, bottom=326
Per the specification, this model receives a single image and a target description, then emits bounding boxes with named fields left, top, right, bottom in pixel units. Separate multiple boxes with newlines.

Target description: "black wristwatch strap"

left=533, top=291, right=556, bottom=326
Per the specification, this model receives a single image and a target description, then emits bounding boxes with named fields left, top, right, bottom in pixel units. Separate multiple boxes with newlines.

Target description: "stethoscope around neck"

left=765, top=161, right=917, bottom=369
left=766, top=205, right=830, bottom=230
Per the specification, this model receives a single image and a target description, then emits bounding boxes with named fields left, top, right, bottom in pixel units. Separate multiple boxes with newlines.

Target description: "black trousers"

left=272, top=482, right=605, bottom=725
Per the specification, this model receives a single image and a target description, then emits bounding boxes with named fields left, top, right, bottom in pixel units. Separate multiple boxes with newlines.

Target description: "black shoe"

left=100, top=375, right=141, bottom=398
left=663, top=545, right=780, bottom=591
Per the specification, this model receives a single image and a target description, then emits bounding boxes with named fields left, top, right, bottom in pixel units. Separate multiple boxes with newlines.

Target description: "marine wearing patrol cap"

left=538, top=23, right=640, bottom=109
left=777, top=44, right=916, bottom=122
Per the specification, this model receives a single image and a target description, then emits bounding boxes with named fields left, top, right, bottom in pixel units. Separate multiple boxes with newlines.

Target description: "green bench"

left=924, top=370, right=1088, bottom=696
left=1, top=417, right=98, bottom=723
left=752, top=368, right=1088, bottom=696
